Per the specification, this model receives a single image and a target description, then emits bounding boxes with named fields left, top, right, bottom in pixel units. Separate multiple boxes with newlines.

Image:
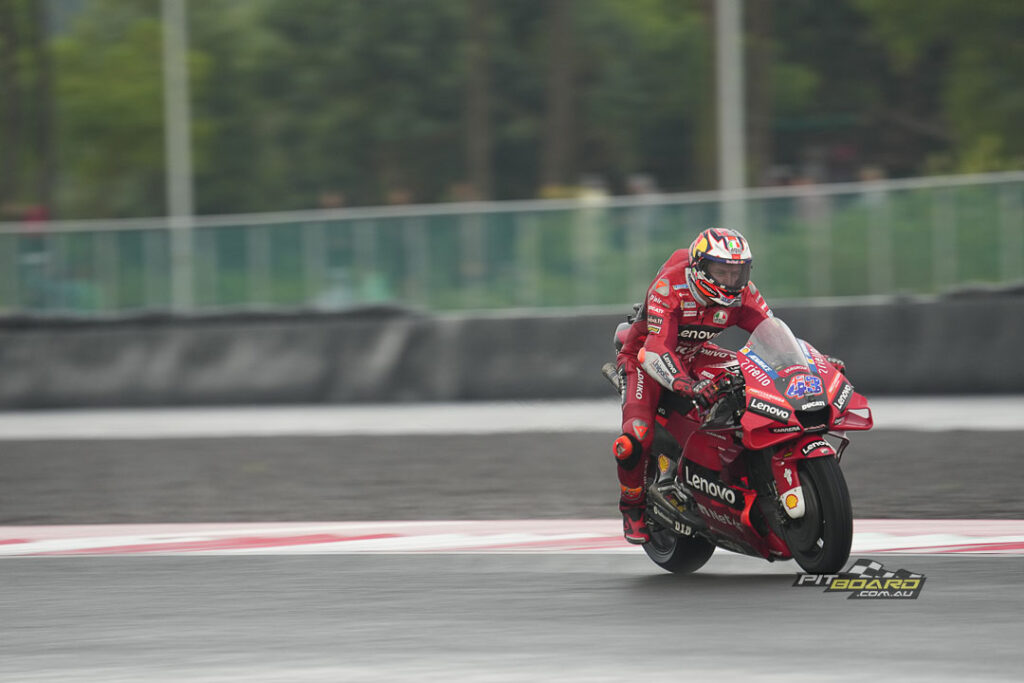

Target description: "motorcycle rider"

left=612, top=227, right=843, bottom=544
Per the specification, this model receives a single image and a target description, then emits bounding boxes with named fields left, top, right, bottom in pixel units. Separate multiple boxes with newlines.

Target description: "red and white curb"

left=1, top=519, right=1022, bottom=557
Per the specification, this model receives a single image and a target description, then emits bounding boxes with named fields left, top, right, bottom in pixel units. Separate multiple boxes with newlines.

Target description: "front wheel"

left=643, top=523, right=716, bottom=574
left=784, top=456, right=853, bottom=574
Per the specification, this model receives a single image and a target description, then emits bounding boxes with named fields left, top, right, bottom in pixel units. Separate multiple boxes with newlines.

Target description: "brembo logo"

left=749, top=397, right=792, bottom=421
left=685, top=465, right=737, bottom=506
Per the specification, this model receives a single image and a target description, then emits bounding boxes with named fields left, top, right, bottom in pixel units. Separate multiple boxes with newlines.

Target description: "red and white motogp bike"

left=607, top=317, right=873, bottom=574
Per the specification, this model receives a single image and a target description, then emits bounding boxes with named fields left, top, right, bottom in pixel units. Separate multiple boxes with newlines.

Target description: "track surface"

left=2, top=429, right=1023, bottom=523
left=2, top=400, right=1022, bottom=681
left=2, top=553, right=1021, bottom=682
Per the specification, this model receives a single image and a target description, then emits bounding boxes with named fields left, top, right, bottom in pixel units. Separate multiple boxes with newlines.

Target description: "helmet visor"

left=704, top=260, right=751, bottom=293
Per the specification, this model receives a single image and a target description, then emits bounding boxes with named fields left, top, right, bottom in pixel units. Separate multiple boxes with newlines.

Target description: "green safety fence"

left=0, top=171, right=1021, bottom=314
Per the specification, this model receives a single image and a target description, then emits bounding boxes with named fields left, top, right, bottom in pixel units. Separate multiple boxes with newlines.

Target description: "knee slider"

left=612, top=433, right=642, bottom=470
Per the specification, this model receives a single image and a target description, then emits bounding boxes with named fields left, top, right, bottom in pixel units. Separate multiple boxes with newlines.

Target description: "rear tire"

left=785, top=456, right=853, bottom=574
left=643, top=523, right=715, bottom=574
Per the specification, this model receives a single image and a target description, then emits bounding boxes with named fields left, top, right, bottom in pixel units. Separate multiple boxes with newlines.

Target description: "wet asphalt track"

left=1, top=553, right=1021, bottom=682
left=2, top=408, right=1023, bottom=681
left=2, top=429, right=1024, bottom=523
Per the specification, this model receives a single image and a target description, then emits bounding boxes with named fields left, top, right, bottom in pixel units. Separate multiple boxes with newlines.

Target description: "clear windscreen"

left=741, top=318, right=811, bottom=376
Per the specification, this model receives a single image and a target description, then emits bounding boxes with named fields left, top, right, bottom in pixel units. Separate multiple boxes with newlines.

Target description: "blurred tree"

left=540, top=0, right=574, bottom=193
left=856, top=0, right=1024, bottom=172
left=574, top=0, right=714, bottom=190
left=745, top=0, right=773, bottom=186
left=0, top=0, right=21, bottom=211
left=234, top=0, right=466, bottom=209
left=29, top=0, right=55, bottom=212
left=188, top=0, right=273, bottom=214
left=52, top=0, right=212, bottom=217
left=0, top=0, right=56, bottom=217
left=464, top=0, right=493, bottom=200
left=16, top=0, right=1021, bottom=221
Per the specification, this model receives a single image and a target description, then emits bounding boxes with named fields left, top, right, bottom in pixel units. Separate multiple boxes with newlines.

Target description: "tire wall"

left=0, top=294, right=1021, bottom=409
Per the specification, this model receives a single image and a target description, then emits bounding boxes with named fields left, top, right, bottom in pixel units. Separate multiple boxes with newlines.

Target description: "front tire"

left=784, top=456, right=853, bottom=574
left=643, top=523, right=715, bottom=574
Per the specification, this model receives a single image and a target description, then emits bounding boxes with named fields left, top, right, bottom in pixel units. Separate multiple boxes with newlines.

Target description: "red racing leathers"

left=615, top=249, right=773, bottom=507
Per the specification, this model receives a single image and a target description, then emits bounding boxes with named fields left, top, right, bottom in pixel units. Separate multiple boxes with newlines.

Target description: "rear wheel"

left=643, top=522, right=716, bottom=574
left=785, top=456, right=853, bottom=574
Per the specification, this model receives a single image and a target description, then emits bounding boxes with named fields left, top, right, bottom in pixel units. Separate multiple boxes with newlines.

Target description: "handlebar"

left=700, top=373, right=746, bottom=430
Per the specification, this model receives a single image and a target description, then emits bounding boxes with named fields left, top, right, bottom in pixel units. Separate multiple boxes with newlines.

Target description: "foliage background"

left=1, top=0, right=1021, bottom=220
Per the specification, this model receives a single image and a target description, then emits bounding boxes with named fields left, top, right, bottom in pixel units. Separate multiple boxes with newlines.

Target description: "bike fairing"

left=614, top=315, right=874, bottom=574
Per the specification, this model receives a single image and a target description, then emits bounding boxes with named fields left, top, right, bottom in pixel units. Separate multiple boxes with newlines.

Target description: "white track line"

left=1, top=396, right=1023, bottom=439
left=1, top=519, right=1022, bottom=557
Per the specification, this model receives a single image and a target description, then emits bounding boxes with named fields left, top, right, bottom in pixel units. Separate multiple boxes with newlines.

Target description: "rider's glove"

left=826, top=355, right=846, bottom=375
left=688, top=379, right=719, bottom=409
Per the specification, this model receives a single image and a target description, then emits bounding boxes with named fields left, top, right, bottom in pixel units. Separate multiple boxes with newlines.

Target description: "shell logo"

left=658, top=455, right=671, bottom=474
left=785, top=493, right=800, bottom=510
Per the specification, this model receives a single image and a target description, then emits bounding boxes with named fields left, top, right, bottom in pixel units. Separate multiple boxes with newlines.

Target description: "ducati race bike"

left=604, top=317, right=873, bottom=574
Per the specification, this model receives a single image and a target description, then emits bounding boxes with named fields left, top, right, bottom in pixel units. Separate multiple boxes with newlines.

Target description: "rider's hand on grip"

left=826, top=355, right=846, bottom=375
left=690, top=379, right=719, bottom=409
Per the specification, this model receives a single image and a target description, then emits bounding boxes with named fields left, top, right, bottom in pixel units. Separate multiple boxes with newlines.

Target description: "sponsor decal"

left=632, top=421, right=649, bottom=441
left=647, top=324, right=662, bottom=335
left=785, top=493, right=800, bottom=509
left=794, top=559, right=926, bottom=600
left=744, top=351, right=779, bottom=379
left=658, top=455, right=671, bottom=474
left=833, top=381, right=854, bottom=412
left=697, top=502, right=747, bottom=531
left=649, top=294, right=669, bottom=308
left=701, top=347, right=734, bottom=359
left=770, top=425, right=802, bottom=434
left=778, top=364, right=808, bottom=377
left=683, top=301, right=697, bottom=309
left=634, top=370, right=645, bottom=400
left=800, top=400, right=827, bottom=410
left=783, top=468, right=793, bottom=486
left=648, top=304, right=665, bottom=315
left=713, top=310, right=728, bottom=325
left=683, top=310, right=698, bottom=317
left=805, top=347, right=831, bottom=376
left=740, top=359, right=774, bottom=388
left=660, top=353, right=680, bottom=376
left=643, top=353, right=674, bottom=387
left=748, top=397, right=793, bottom=422
left=649, top=503, right=692, bottom=536
left=679, top=326, right=722, bottom=342
left=672, top=283, right=689, bottom=291
left=746, top=386, right=782, bottom=402
left=800, top=439, right=829, bottom=456
left=785, top=374, right=824, bottom=399
left=683, top=462, right=743, bottom=509
left=654, top=279, right=671, bottom=296
left=700, top=370, right=716, bottom=380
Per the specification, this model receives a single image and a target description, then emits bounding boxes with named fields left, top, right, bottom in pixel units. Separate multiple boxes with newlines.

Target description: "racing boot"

left=619, top=485, right=649, bottom=545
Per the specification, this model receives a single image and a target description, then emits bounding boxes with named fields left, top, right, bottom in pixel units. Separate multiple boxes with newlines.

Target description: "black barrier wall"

left=0, top=293, right=1022, bottom=408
